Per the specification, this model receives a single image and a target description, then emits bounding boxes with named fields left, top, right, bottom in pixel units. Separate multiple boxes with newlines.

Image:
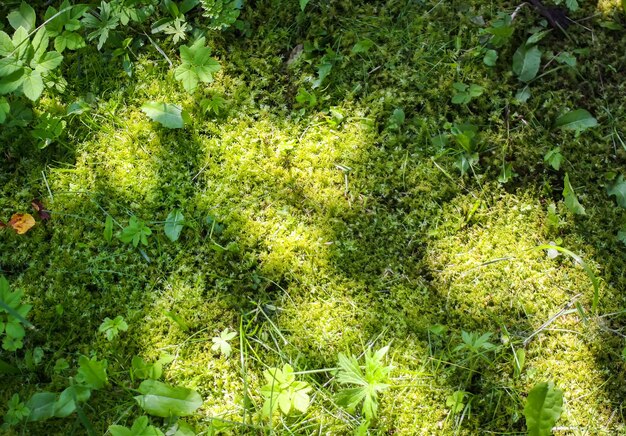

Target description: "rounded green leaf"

left=21, top=69, right=44, bottom=101
left=26, top=392, right=56, bottom=422
left=0, top=97, right=10, bottom=123
left=141, top=102, right=187, bottom=129
left=134, top=380, right=203, bottom=418
left=512, top=44, right=541, bottom=82
left=524, top=382, right=563, bottom=436
left=8, top=2, right=36, bottom=32
left=164, top=209, right=185, bottom=242
left=554, top=109, right=598, bottom=133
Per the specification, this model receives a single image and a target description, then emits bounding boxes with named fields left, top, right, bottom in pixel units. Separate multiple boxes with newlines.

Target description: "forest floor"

left=2, top=0, right=626, bottom=434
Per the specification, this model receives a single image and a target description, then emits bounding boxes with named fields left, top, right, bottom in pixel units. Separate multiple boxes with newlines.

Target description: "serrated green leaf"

left=34, top=51, right=63, bottom=72
left=512, top=44, right=542, bottom=82
left=164, top=209, right=184, bottom=242
left=134, top=380, right=203, bottom=418
left=554, top=109, right=598, bottom=133
left=0, top=31, right=14, bottom=56
left=21, top=69, right=44, bottom=101
left=98, top=316, right=128, bottom=341
left=141, top=102, right=187, bottom=129
left=524, top=382, right=563, bottom=436
left=76, top=355, right=108, bottom=389
left=174, top=38, right=220, bottom=93
left=8, top=2, right=37, bottom=32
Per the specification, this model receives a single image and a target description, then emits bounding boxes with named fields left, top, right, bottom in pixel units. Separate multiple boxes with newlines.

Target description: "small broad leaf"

left=34, top=51, right=63, bottom=72
left=132, top=356, right=163, bottom=380
left=351, top=39, right=374, bottom=54
left=299, top=0, right=310, bottom=11
left=513, top=348, right=526, bottom=378
left=544, top=147, right=563, bottom=170
left=554, top=109, right=598, bottom=133
left=53, top=385, right=91, bottom=418
left=164, top=209, right=185, bottom=242
left=0, top=31, right=14, bottom=56
left=174, top=38, right=221, bottom=93
left=104, top=215, right=113, bottom=242
left=98, top=316, right=128, bottom=341
left=76, top=355, right=108, bottom=389
left=8, top=2, right=37, bottom=32
left=134, top=380, right=203, bottom=418
left=0, top=97, right=9, bottom=123
left=26, top=392, right=56, bottom=422
left=8, top=213, right=36, bottom=234
left=524, top=381, right=563, bottom=436
left=608, top=175, right=626, bottom=208
left=109, top=416, right=164, bottom=436
left=526, top=29, right=551, bottom=45
left=563, top=173, right=585, bottom=215
left=512, top=44, right=542, bottom=82
left=141, top=102, right=188, bottom=129
left=21, top=69, right=45, bottom=101
left=120, top=216, right=152, bottom=247
left=483, top=49, right=498, bottom=66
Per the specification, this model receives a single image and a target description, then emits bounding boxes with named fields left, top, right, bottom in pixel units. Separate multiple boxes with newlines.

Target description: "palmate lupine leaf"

left=335, top=346, right=391, bottom=421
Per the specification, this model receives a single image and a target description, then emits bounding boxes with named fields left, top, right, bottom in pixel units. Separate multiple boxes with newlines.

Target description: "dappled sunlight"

left=597, top=0, right=623, bottom=14
left=2, top=0, right=626, bottom=433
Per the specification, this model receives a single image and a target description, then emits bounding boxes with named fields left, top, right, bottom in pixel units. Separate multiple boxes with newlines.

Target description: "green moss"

left=2, top=0, right=626, bottom=434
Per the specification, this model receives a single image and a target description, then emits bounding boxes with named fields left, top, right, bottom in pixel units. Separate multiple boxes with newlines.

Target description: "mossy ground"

left=2, top=0, right=626, bottom=434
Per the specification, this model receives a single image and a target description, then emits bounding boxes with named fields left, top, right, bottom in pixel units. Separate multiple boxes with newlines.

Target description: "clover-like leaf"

left=211, top=328, right=237, bottom=357
left=98, top=316, right=128, bottom=341
left=261, top=364, right=311, bottom=417
left=119, top=216, right=152, bottom=247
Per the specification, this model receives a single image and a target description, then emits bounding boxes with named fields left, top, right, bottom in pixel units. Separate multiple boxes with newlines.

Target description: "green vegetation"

left=2, top=0, right=626, bottom=434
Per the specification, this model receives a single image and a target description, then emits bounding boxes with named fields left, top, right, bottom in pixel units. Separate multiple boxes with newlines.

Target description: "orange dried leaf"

left=9, top=213, right=36, bottom=235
